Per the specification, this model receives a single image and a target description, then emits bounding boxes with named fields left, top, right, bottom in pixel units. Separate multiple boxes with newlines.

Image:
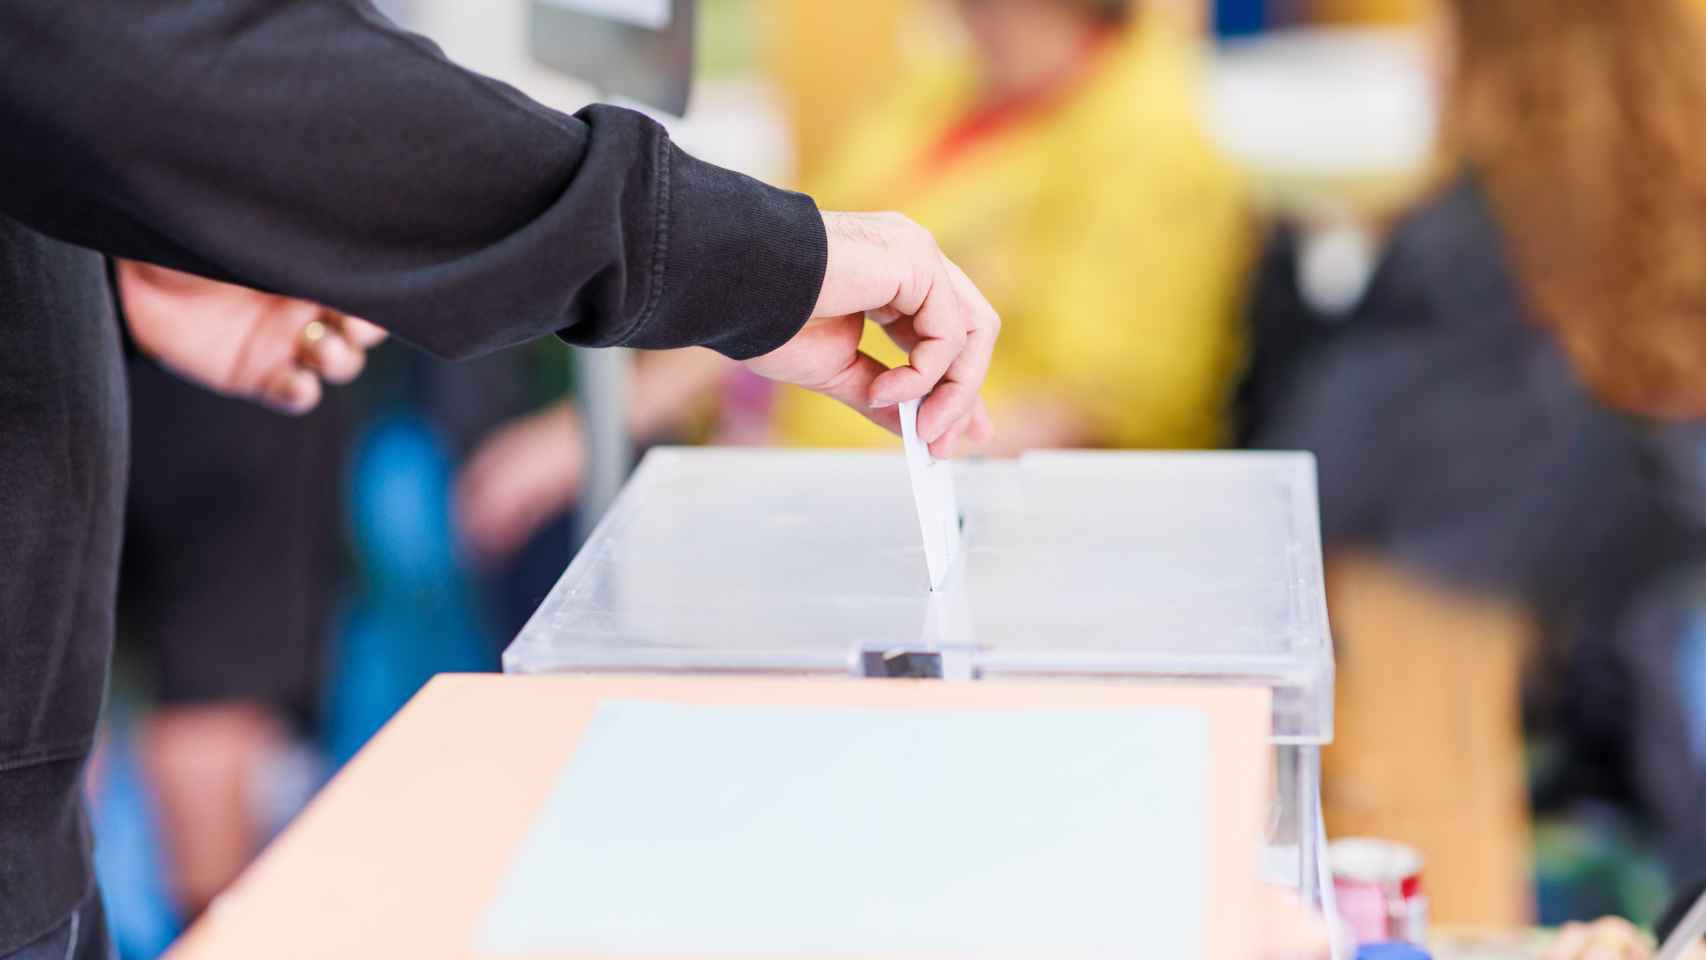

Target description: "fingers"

left=922, top=255, right=999, bottom=444
left=1546, top=924, right=1590, bottom=960
left=277, top=311, right=386, bottom=413
left=259, top=365, right=322, bottom=416
left=339, top=316, right=388, bottom=349
left=879, top=330, right=993, bottom=449
left=870, top=253, right=1000, bottom=447
left=455, top=406, right=590, bottom=563
left=456, top=457, right=549, bottom=562
left=939, top=256, right=999, bottom=399
left=295, top=315, right=367, bottom=385
left=868, top=258, right=967, bottom=410
left=812, top=347, right=905, bottom=436
left=931, top=397, right=992, bottom=458
left=799, top=212, right=1002, bottom=452
left=1544, top=918, right=1654, bottom=960
left=929, top=411, right=971, bottom=460
left=968, top=399, right=994, bottom=444
left=918, top=380, right=978, bottom=456
left=252, top=316, right=341, bottom=415
left=115, top=255, right=386, bottom=414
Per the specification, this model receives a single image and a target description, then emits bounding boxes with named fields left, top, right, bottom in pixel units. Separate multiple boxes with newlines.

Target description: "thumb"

left=810, top=349, right=904, bottom=435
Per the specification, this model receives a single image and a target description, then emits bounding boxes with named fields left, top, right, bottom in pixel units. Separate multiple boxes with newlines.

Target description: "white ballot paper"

left=477, top=699, right=1210, bottom=957
left=899, top=399, right=961, bottom=591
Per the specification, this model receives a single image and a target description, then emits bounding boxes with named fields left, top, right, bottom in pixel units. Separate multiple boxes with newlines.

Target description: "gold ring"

left=299, top=319, right=329, bottom=349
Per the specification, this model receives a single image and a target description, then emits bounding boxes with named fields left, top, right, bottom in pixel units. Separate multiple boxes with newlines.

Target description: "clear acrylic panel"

left=505, top=447, right=1333, bottom=744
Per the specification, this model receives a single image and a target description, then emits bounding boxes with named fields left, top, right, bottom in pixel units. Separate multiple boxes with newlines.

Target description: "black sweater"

left=0, top=1, right=827, bottom=948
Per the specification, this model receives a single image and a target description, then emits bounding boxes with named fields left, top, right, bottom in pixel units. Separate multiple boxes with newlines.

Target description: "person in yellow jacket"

left=776, top=0, right=1252, bottom=453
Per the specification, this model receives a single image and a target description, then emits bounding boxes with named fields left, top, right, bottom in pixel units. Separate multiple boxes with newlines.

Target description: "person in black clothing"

left=118, top=352, right=347, bottom=922
left=1245, top=172, right=1706, bottom=930
left=0, top=3, right=1002, bottom=956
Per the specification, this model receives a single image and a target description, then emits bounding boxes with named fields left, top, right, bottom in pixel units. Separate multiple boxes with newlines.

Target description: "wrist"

left=632, top=143, right=827, bottom=359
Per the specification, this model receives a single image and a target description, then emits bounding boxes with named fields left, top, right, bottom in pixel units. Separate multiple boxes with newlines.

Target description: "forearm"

left=629, top=349, right=735, bottom=440
left=0, top=0, right=825, bottom=360
left=520, top=349, right=728, bottom=445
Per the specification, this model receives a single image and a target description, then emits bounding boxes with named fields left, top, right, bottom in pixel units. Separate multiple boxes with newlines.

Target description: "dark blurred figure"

left=117, top=358, right=345, bottom=921
left=1244, top=177, right=1706, bottom=865
left=1242, top=0, right=1706, bottom=926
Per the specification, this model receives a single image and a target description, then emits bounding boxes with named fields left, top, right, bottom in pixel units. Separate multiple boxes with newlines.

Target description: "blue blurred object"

left=1216, top=0, right=1268, bottom=37
left=321, top=415, right=496, bottom=767
left=88, top=722, right=181, bottom=960
left=1357, top=945, right=1431, bottom=960
left=1681, top=609, right=1706, bottom=767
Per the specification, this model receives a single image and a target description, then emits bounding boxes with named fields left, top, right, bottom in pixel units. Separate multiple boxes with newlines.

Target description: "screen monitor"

left=527, top=0, right=695, bottom=116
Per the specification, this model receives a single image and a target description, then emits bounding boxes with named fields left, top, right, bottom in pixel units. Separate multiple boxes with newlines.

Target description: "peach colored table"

left=168, top=673, right=1272, bottom=960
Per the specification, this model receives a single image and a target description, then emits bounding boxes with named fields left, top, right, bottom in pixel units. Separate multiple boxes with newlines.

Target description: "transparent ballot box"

left=504, top=448, right=1337, bottom=908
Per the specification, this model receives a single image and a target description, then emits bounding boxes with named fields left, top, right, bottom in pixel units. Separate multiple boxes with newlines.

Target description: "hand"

left=117, top=261, right=386, bottom=415
left=1542, top=916, right=1698, bottom=960
left=743, top=212, right=999, bottom=458
left=1259, top=887, right=1333, bottom=960
left=455, top=403, right=587, bottom=563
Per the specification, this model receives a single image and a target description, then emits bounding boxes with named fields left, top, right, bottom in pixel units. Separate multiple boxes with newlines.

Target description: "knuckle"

left=894, top=216, right=935, bottom=252
left=916, top=227, right=941, bottom=256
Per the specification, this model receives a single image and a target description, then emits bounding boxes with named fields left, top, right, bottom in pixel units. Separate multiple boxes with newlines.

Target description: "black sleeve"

left=0, top=0, right=826, bottom=361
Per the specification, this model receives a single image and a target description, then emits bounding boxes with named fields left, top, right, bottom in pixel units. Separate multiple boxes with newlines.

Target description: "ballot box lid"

left=504, top=448, right=1334, bottom=744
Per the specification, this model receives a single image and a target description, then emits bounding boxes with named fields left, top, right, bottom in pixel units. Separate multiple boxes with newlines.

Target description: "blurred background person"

left=1431, top=0, right=1706, bottom=923
left=1241, top=0, right=1706, bottom=932
left=455, top=348, right=730, bottom=569
left=105, top=352, right=344, bottom=931
left=88, top=277, right=376, bottom=959
left=773, top=0, right=1251, bottom=455
left=456, top=0, right=1255, bottom=565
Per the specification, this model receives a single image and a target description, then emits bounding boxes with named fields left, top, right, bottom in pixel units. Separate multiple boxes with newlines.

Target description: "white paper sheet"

left=476, top=700, right=1209, bottom=957
left=899, top=399, right=961, bottom=591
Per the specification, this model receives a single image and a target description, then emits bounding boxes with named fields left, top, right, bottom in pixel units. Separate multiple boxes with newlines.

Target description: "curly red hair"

left=1442, top=0, right=1706, bottom=416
